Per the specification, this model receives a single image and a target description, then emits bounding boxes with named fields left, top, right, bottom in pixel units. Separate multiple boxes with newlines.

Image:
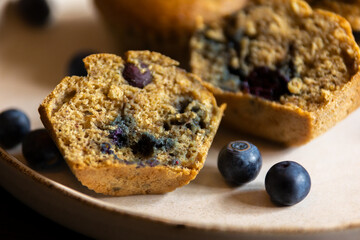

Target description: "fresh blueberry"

left=122, top=62, right=152, bottom=88
left=67, top=51, right=94, bottom=76
left=22, top=129, right=63, bottom=169
left=218, top=140, right=262, bottom=186
left=18, top=0, right=50, bottom=27
left=0, top=109, right=30, bottom=149
left=265, top=161, right=311, bottom=206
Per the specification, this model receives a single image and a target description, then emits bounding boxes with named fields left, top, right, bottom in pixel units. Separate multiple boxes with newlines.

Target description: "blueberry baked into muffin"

left=190, top=0, right=360, bottom=145
left=306, top=0, right=360, bottom=41
left=39, top=51, right=225, bottom=196
left=94, top=0, right=248, bottom=67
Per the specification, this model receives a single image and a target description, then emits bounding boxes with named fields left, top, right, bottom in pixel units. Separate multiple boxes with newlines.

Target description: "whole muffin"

left=190, top=0, right=360, bottom=146
left=39, top=51, right=225, bottom=196
left=94, top=0, right=248, bottom=67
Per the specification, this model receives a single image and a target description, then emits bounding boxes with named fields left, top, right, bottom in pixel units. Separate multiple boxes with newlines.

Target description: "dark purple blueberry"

left=22, top=129, right=63, bottom=169
left=67, top=51, right=94, bottom=76
left=18, top=0, right=50, bottom=27
left=0, top=109, right=30, bottom=149
left=122, top=63, right=152, bottom=88
left=218, top=140, right=262, bottom=186
left=265, top=161, right=311, bottom=206
left=245, top=66, right=290, bottom=100
left=132, top=133, right=157, bottom=156
left=109, top=126, right=128, bottom=148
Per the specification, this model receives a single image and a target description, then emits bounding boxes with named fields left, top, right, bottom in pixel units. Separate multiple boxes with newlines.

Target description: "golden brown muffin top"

left=95, top=0, right=248, bottom=36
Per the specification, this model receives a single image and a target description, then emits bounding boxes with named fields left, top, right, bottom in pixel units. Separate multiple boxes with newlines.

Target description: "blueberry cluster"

left=100, top=115, right=177, bottom=166
left=0, top=109, right=63, bottom=169
left=218, top=140, right=311, bottom=206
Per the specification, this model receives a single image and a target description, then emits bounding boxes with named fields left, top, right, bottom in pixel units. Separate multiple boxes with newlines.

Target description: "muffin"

left=39, top=51, right=225, bottom=196
left=94, top=0, right=248, bottom=67
left=306, top=0, right=360, bottom=40
left=190, top=0, right=360, bottom=146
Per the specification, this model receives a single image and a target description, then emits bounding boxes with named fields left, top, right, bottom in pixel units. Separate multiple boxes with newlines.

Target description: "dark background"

left=0, top=186, right=91, bottom=239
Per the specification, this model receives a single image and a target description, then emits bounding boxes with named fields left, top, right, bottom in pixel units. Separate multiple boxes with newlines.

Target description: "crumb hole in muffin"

left=52, top=90, right=76, bottom=114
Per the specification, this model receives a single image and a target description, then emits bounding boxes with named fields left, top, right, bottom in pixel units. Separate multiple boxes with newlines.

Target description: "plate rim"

left=1, top=146, right=360, bottom=236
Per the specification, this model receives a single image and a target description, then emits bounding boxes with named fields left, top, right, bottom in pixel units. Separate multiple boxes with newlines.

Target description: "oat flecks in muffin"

left=192, top=0, right=360, bottom=111
left=191, top=0, right=360, bottom=145
left=39, top=51, right=225, bottom=196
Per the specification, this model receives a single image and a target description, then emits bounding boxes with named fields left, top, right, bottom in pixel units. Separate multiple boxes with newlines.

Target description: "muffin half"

left=39, top=51, right=225, bottom=196
left=190, top=0, right=360, bottom=145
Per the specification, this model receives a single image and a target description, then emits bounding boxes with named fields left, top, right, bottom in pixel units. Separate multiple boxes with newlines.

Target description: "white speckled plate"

left=1, top=0, right=360, bottom=239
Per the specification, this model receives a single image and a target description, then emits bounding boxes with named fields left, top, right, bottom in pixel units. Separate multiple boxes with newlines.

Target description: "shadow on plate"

left=191, top=164, right=229, bottom=190
left=221, top=187, right=280, bottom=214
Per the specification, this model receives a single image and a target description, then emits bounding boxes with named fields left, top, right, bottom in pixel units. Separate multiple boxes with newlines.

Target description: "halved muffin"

left=39, top=51, right=225, bottom=195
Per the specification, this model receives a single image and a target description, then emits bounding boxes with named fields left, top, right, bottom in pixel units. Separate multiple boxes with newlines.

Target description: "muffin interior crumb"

left=191, top=0, right=360, bottom=111
left=47, top=52, right=220, bottom=169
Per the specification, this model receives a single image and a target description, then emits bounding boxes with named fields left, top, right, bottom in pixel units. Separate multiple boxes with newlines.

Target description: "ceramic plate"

left=1, top=0, right=360, bottom=239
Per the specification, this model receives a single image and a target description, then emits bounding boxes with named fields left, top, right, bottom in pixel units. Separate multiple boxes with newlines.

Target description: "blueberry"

left=218, top=140, right=262, bottom=186
left=244, top=67, right=290, bottom=100
left=22, top=129, right=63, bottom=169
left=67, top=51, right=94, bottom=76
left=109, top=126, right=129, bottom=148
left=265, top=161, right=311, bottom=206
left=132, top=133, right=157, bottom=156
left=122, top=63, right=152, bottom=88
left=0, top=109, right=30, bottom=149
left=18, top=0, right=50, bottom=27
